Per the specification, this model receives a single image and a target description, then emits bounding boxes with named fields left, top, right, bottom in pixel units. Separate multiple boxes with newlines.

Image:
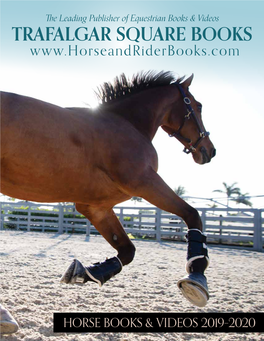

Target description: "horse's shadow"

left=34, top=233, right=74, bottom=258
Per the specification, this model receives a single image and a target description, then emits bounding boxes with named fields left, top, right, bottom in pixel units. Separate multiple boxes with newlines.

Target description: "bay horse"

left=0, top=71, right=215, bottom=333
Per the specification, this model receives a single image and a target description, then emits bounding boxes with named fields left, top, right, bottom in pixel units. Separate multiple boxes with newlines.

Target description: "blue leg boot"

left=61, top=257, right=123, bottom=287
left=177, top=229, right=210, bottom=307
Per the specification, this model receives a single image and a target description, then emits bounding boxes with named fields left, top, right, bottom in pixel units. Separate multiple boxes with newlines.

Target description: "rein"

left=169, top=82, right=210, bottom=154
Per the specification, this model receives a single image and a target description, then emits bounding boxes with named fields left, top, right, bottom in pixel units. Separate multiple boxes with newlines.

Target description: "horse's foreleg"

left=132, top=169, right=209, bottom=306
left=134, top=170, right=209, bottom=271
left=61, top=204, right=135, bottom=287
left=134, top=169, right=202, bottom=230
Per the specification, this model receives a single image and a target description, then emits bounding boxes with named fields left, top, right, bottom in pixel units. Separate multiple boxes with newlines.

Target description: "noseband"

left=169, top=82, right=210, bottom=154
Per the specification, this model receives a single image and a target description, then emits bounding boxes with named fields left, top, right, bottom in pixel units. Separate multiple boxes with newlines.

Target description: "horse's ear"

left=181, top=74, right=194, bottom=88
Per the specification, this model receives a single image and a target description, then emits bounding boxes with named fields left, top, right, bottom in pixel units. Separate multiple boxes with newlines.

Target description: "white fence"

left=0, top=201, right=263, bottom=251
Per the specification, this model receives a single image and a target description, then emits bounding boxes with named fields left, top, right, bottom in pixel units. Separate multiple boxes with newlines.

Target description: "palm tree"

left=131, top=196, right=142, bottom=203
left=174, top=185, right=186, bottom=198
left=213, top=182, right=241, bottom=208
left=234, top=193, right=252, bottom=207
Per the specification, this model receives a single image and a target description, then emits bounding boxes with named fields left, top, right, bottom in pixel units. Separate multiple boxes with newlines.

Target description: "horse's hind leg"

left=61, top=204, right=135, bottom=286
left=76, top=204, right=136, bottom=266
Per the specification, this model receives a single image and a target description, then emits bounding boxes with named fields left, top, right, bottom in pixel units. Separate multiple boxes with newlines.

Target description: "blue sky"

left=1, top=1, right=264, bottom=207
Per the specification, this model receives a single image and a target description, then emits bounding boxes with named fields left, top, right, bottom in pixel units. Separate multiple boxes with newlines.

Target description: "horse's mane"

left=96, top=70, right=183, bottom=105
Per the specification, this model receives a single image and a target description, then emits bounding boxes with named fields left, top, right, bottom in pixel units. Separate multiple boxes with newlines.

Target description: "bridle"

left=169, top=82, right=210, bottom=154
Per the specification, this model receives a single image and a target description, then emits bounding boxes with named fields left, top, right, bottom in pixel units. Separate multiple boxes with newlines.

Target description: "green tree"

left=234, top=193, right=252, bottom=207
left=174, top=185, right=186, bottom=198
left=131, top=197, right=142, bottom=203
left=213, top=182, right=241, bottom=208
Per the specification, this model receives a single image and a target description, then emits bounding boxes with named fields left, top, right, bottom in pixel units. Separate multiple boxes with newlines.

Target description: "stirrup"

left=177, top=273, right=209, bottom=307
left=0, top=304, right=19, bottom=335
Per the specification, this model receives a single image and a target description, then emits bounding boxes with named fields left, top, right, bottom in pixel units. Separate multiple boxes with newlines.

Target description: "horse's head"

left=162, top=75, right=216, bottom=165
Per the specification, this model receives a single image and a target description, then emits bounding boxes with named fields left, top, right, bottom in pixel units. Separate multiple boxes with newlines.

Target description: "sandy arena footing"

left=0, top=231, right=263, bottom=340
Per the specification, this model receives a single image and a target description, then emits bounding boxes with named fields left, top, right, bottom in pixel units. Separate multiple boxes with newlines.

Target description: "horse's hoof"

left=0, top=305, right=19, bottom=335
left=177, top=272, right=209, bottom=307
left=60, top=259, right=86, bottom=284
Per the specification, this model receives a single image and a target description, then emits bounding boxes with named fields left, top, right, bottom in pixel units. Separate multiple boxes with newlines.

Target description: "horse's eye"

left=197, top=105, right=202, bottom=112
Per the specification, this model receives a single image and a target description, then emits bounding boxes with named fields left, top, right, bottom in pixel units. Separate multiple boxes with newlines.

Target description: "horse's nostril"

left=211, top=148, right=216, bottom=158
